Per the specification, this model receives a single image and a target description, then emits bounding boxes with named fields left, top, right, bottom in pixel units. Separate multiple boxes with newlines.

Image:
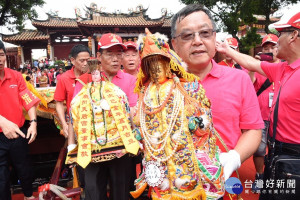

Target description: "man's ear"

left=70, top=57, right=75, bottom=66
left=96, top=52, right=101, bottom=62
left=171, top=38, right=178, bottom=53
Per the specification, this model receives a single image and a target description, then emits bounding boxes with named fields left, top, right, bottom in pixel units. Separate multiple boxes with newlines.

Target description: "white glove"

left=67, top=144, right=77, bottom=152
left=219, top=150, right=241, bottom=181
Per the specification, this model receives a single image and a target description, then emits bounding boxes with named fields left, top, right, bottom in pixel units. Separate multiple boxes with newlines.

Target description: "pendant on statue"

left=100, top=99, right=110, bottom=110
left=93, top=105, right=102, bottom=112
left=97, top=137, right=107, bottom=145
left=145, top=160, right=165, bottom=187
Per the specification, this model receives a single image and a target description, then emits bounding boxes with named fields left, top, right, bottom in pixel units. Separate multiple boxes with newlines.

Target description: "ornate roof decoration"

left=76, top=4, right=171, bottom=27
left=2, top=30, right=49, bottom=43
left=32, top=14, right=78, bottom=28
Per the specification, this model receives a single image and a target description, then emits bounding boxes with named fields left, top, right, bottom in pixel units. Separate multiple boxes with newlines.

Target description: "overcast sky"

left=0, top=0, right=298, bottom=59
left=2, top=0, right=186, bottom=33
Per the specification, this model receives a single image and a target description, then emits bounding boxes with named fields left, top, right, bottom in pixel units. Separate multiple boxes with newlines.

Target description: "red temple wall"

left=53, top=42, right=87, bottom=60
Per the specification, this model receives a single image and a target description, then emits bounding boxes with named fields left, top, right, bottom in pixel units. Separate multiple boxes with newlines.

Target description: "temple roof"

left=77, top=14, right=165, bottom=27
left=2, top=30, right=49, bottom=43
left=162, top=18, right=171, bottom=27
left=32, top=14, right=78, bottom=28
left=76, top=7, right=170, bottom=27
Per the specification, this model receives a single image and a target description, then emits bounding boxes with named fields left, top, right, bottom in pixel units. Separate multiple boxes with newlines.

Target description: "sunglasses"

left=174, top=29, right=215, bottom=41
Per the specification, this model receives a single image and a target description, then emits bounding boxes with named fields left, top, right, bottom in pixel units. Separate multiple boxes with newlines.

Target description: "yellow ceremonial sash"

left=77, top=93, right=92, bottom=168
left=102, top=82, right=139, bottom=155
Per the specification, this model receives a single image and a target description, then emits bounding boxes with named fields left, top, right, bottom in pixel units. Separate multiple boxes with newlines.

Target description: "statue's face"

left=148, top=59, right=168, bottom=84
left=91, top=69, right=101, bottom=82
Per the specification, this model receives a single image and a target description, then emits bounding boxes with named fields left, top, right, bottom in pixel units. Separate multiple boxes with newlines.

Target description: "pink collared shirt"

left=201, top=60, right=264, bottom=150
left=261, top=58, right=300, bottom=144
left=102, top=70, right=137, bottom=107
left=254, top=73, right=274, bottom=120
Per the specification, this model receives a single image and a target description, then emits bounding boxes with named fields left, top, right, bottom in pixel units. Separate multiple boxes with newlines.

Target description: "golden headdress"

left=135, top=28, right=199, bottom=93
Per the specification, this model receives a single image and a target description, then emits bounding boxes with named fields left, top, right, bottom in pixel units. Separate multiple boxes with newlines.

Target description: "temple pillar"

left=91, top=37, right=96, bottom=57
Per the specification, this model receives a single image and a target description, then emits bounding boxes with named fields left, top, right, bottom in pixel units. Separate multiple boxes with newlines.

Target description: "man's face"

left=172, top=11, right=216, bottom=71
left=98, top=45, right=123, bottom=76
left=0, top=49, right=6, bottom=72
left=71, top=51, right=90, bottom=74
left=122, top=48, right=140, bottom=72
left=262, top=43, right=278, bottom=62
left=276, top=30, right=295, bottom=60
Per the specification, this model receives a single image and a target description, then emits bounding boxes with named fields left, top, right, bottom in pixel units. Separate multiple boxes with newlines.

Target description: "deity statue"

left=131, top=29, right=225, bottom=200
left=66, top=59, right=139, bottom=168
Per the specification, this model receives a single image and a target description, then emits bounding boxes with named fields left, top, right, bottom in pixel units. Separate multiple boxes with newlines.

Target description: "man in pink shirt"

left=171, top=5, right=264, bottom=195
left=251, top=34, right=281, bottom=193
left=122, top=41, right=140, bottom=78
left=97, top=35, right=138, bottom=108
left=217, top=10, right=300, bottom=199
left=73, top=33, right=137, bottom=200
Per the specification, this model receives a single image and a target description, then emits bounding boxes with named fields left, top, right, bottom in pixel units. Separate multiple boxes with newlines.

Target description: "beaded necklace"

left=142, top=80, right=175, bottom=115
left=87, top=80, right=108, bottom=146
left=140, top=80, right=185, bottom=162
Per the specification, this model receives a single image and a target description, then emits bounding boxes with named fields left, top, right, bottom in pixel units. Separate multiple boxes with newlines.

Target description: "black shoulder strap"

left=257, top=78, right=272, bottom=96
left=270, top=87, right=281, bottom=149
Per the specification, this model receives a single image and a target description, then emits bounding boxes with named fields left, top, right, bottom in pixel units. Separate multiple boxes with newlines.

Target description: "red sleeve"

left=18, top=73, right=40, bottom=111
left=54, top=77, right=66, bottom=102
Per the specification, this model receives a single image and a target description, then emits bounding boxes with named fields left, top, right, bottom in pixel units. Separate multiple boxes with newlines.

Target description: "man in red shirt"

left=54, top=44, right=90, bottom=137
left=217, top=10, right=300, bottom=199
left=251, top=34, right=281, bottom=193
left=0, top=40, right=40, bottom=200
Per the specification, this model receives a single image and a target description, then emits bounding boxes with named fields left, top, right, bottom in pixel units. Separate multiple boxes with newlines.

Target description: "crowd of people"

left=0, top=3, right=299, bottom=200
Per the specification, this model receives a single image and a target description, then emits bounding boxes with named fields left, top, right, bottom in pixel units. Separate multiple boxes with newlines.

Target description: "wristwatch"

left=29, top=119, right=37, bottom=123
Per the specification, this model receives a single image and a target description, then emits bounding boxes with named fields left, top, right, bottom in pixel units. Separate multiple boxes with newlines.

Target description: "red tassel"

left=153, top=187, right=162, bottom=198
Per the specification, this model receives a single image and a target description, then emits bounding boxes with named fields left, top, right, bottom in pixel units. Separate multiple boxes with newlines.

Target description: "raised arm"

left=216, top=41, right=266, bottom=76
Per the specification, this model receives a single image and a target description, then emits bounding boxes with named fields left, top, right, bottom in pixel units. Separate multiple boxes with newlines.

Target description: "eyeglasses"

left=174, top=29, right=215, bottom=41
left=277, top=29, right=299, bottom=37
left=102, top=52, right=123, bottom=58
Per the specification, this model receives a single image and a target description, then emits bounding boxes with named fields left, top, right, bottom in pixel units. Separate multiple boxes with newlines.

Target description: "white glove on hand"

left=219, top=150, right=241, bottom=181
left=67, top=144, right=77, bottom=153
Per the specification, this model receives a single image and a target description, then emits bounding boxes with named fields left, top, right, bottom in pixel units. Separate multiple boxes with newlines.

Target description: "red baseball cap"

left=226, top=38, right=238, bottom=49
left=124, top=41, right=138, bottom=50
left=269, top=11, right=300, bottom=32
left=98, top=33, right=126, bottom=50
left=261, top=34, right=278, bottom=46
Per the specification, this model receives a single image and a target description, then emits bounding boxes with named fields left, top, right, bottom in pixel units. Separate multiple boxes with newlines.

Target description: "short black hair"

left=70, top=44, right=90, bottom=59
left=0, top=40, right=6, bottom=54
left=21, top=68, right=28, bottom=73
left=171, top=4, right=216, bottom=38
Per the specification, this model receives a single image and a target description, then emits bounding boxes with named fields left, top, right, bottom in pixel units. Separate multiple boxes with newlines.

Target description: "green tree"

left=239, top=27, right=261, bottom=55
left=0, top=0, right=45, bottom=31
left=254, top=0, right=298, bottom=33
left=179, top=0, right=258, bottom=40
left=179, top=0, right=297, bottom=36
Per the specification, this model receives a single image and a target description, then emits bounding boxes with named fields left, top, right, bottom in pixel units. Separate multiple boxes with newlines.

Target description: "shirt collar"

left=101, top=70, right=123, bottom=80
left=208, top=59, right=223, bottom=78
left=289, top=58, right=300, bottom=69
left=3, top=68, right=12, bottom=80
left=66, top=67, right=76, bottom=79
